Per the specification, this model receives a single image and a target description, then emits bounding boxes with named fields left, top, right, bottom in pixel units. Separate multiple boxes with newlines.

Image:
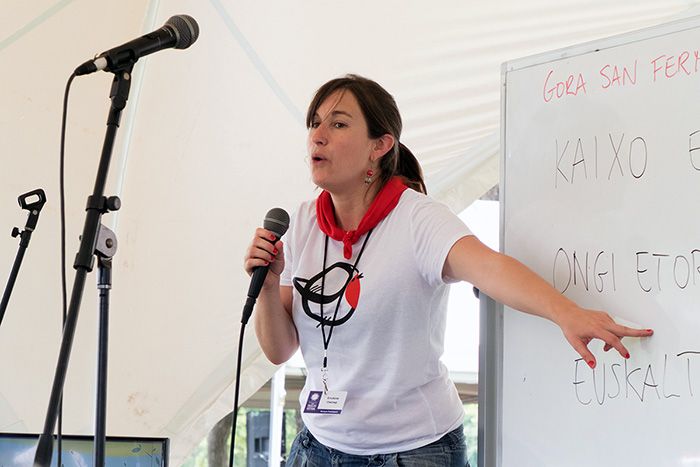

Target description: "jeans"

left=285, top=426, right=470, bottom=467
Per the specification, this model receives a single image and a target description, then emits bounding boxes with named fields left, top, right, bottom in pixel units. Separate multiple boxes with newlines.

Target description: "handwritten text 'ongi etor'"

left=553, top=248, right=700, bottom=294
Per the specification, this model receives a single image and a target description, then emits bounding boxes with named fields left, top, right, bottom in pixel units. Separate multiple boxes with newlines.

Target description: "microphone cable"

left=228, top=317, right=248, bottom=467
left=51, top=69, right=77, bottom=467
left=229, top=208, right=289, bottom=467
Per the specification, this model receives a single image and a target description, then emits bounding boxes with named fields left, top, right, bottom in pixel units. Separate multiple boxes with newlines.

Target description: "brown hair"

left=306, top=74, right=427, bottom=194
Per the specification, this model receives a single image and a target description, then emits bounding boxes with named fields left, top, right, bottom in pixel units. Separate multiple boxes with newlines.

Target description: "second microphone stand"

left=0, top=189, right=47, bottom=329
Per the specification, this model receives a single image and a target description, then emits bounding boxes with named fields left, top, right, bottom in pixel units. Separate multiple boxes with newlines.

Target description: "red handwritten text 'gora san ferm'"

left=542, top=50, right=700, bottom=103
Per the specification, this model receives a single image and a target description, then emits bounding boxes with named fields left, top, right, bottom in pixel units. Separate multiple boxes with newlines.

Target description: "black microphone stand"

left=0, top=189, right=47, bottom=329
left=34, top=66, right=131, bottom=467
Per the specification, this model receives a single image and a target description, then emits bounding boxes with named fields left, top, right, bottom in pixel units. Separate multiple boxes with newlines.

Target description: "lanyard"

left=319, top=229, right=372, bottom=392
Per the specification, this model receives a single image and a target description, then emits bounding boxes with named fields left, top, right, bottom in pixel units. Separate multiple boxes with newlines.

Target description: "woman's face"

left=307, top=90, right=379, bottom=195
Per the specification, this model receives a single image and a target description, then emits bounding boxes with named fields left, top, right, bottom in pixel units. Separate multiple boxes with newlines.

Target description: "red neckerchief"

left=316, top=177, right=408, bottom=259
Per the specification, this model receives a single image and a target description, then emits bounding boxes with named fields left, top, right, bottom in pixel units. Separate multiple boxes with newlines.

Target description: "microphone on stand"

left=75, top=14, right=199, bottom=75
left=34, top=16, right=200, bottom=467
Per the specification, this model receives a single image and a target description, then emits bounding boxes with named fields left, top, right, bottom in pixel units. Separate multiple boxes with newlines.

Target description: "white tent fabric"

left=1, top=0, right=697, bottom=464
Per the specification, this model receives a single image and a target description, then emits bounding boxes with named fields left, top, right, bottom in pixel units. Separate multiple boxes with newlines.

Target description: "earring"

left=365, top=160, right=375, bottom=185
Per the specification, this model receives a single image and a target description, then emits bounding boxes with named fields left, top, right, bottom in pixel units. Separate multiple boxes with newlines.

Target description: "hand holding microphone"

left=242, top=208, right=290, bottom=324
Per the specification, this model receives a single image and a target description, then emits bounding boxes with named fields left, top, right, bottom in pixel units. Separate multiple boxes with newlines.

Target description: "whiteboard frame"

left=492, top=14, right=700, bottom=467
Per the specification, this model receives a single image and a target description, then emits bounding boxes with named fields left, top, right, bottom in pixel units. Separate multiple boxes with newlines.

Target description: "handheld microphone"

left=241, top=208, right=290, bottom=324
left=75, top=14, right=199, bottom=76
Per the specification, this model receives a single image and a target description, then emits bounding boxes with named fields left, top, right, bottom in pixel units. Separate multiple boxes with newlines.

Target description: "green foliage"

left=463, top=403, right=478, bottom=466
left=181, top=408, right=248, bottom=467
left=180, top=438, right=207, bottom=467
left=183, top=408, right=296, bottom=467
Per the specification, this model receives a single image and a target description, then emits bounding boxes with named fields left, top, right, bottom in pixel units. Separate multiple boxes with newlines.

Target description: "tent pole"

left=268, top=365, right=286, bottom=467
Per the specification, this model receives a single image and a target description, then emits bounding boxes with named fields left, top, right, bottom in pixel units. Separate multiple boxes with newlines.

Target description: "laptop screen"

left=0, top=433, right=169, bottom=466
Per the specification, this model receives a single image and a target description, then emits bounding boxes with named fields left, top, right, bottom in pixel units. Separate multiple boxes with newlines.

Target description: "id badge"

left=303, top=390, right=348, bottom=414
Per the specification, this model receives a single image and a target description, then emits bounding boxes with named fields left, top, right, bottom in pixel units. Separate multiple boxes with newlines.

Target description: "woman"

left=243, top=74, right=652, bottom=466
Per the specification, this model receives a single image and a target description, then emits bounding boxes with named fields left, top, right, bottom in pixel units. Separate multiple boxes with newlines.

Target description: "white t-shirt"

left=280, top=189, right=473, bottom=455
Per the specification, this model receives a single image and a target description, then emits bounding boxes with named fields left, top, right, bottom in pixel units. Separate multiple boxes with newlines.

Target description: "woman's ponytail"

left=395, top=143, right=426, bottom=194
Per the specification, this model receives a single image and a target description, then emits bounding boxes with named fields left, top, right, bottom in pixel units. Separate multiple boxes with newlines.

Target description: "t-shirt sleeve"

left=279, top=205, right=301, bottom=288
left=407, top=193, right=473, bottom=287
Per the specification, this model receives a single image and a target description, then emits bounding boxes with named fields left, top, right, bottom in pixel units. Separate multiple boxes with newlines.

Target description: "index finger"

left=606, top=325, right=653, bottom=359
left=617, top=326, right=654, bottom=338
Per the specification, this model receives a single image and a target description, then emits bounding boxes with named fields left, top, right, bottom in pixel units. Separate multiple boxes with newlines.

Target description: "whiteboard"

left=500, top=15, right=700, bottom=467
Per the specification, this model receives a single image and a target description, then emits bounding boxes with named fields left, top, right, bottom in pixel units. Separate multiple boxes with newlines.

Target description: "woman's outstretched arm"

left=443, top=235, right=653, bottom=368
